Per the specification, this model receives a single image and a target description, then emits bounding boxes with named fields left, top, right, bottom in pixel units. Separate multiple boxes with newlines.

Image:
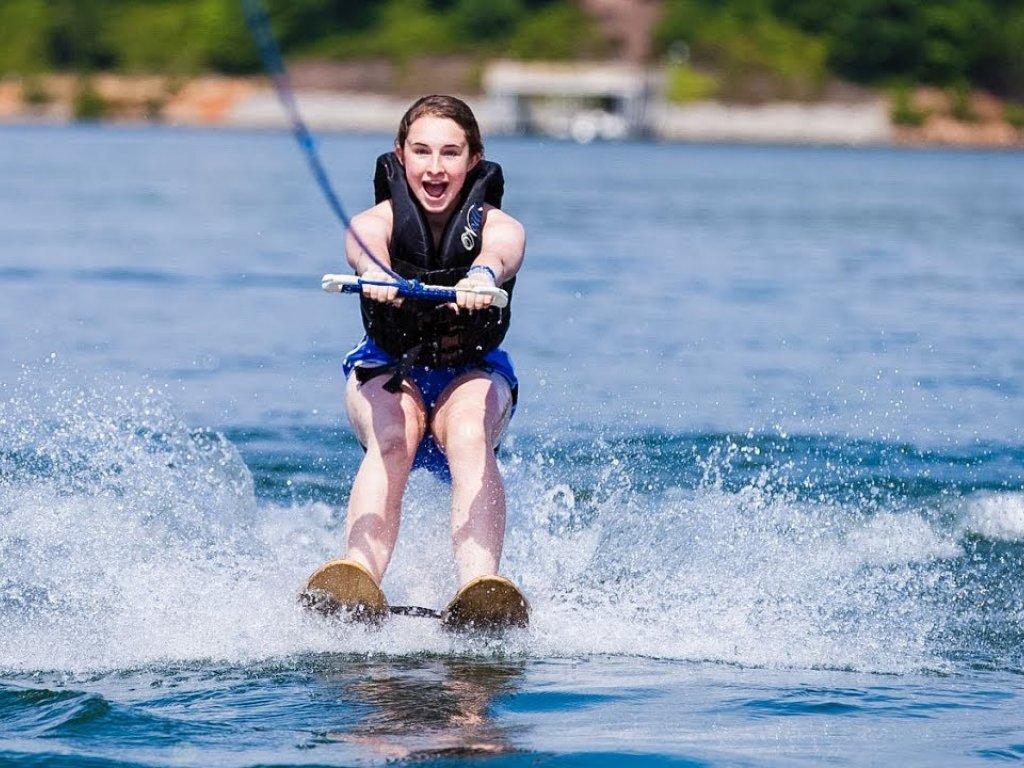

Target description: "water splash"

left=2, top=373, right=1022, bottom=675
left=962, top=492, right=1024, bottom=541
left=0, top=369, right=268, bottom=670
left=501, top=448, right=962, bottom=674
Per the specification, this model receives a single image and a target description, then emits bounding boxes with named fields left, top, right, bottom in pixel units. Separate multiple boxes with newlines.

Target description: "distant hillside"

left=1, top=0, right=1022, bottom=145
left=1, top=0, right=1021, bottom=102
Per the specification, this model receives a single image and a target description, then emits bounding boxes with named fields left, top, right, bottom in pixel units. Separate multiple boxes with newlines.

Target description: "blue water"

left=2, top=125, right=1024, bottom=766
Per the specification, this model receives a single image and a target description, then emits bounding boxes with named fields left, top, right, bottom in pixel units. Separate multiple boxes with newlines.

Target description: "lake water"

left=2, top=125, right=1024, bottom=766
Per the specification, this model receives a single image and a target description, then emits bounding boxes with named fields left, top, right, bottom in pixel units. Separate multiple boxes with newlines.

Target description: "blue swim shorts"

left=342, top=336, right=518, bottom=477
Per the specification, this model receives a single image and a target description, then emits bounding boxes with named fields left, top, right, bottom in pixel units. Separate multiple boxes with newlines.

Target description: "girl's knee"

left=441, top=417, right=490, bottom=456
left=371, top=420, right=422, bottom=460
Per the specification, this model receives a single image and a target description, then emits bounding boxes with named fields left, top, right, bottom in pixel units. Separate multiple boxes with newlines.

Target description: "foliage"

left=47, top=0, right=118, bottom=71
left=657, top=0, right=827, bottom=101
left=453, top=0, right=525, bottom=43
left=0, top=0, right=50, bottom=73
left=0, top=0, right=258, bottom=75
left=889, top=82, right=926, bottom=126
left=658, top=0, right=1021, bottom=98
left=982, top=7, right=1024, bottom=100
left=665, top=62, right=718, bottom=103
left=72, top=76, right=107, bottom=120
left=21, top=76, right=52, bottom=106
left=307, top=0, right=456, bottom=61
left=105, top=1, right=204, bottom=73
left=504, top=3, right=603, bottom=60
left=192, top=0, right=260, bottom=73
left=827, top=0, right=997, bottom=86
left=1005, top=103, right=1024, bottom=130
left=264, top=0, right=374, bottom=49
left=949, top=80, right=975, bottom=122
left=303, top=0, right=595, bottom=61
left=0, top=0, right=1020, bottom=100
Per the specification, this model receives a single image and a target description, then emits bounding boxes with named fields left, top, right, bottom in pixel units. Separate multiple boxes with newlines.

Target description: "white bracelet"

left=467, top=265, right=497, bottom=284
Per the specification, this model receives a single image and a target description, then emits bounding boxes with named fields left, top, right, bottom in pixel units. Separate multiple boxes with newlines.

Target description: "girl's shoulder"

left=483, top=205, right=525, bottom=234
left=352, top=200, right=394, bottom=234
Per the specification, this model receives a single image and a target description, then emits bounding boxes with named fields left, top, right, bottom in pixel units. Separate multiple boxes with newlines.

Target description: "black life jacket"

left=360, top=152, right=515, bottom=369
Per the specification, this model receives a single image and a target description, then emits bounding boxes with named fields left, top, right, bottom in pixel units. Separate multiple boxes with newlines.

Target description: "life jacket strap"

left=354, top=344, right=423, bottom=394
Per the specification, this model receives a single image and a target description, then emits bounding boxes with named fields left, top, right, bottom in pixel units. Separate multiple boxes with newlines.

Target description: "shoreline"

left=2, top=73, right=1022, bottom=149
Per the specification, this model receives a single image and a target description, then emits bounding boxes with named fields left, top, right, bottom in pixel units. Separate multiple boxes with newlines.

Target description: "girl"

left=304, top=95, right=527, bottom=625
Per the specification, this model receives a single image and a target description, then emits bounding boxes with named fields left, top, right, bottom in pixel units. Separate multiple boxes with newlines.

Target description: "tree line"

left=1, top=0, right=1021, bottom=100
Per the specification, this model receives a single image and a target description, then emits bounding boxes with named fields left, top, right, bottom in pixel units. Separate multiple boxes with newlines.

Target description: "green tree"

left=453, top=0, right=526, bottom=43
left=656, top=0, right=827, bottom=100
left=1, top=0, right=1019, bottom=100
left=72, top=75, right=108, bottom=119
left=918, top=0, right=996, bottom=83
left=312, top=0, right=455, bottom=60
left=654, top=0, right=707, bottom=54
left=193, top=0, right=260, bottom=73
left=505, top=2, right=602, bottom=59
left=768, top=0, right=849, bottom=35
left=977, top=4, right=1024, bottom=98
left=48, top=0, right=117, bottom=70
left=0, top=0, right=51, bottom=73
left=106, top=0, right=202, bottom=73
left=265, top=0, right=378, bottom=50
left=829, top=0, right=998, bottom=86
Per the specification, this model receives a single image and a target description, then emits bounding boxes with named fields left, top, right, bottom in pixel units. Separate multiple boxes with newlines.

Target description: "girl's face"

left=397, top=115, right=480, bottom=221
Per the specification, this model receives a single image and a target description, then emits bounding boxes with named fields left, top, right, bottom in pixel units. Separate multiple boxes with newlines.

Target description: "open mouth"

left=423, top=180, right=448, bottom=200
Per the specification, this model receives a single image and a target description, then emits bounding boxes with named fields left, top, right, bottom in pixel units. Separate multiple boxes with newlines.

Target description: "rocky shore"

left=2, top=72, right=1021, bottom=149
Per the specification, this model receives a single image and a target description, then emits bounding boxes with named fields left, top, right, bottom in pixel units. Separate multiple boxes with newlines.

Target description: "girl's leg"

left=431, top=372, right=513, bottom=585
left=343, top=373, right=427, bottom=583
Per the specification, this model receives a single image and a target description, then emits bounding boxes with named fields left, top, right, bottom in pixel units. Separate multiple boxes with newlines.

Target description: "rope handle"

left=322, top=274, right=509, bottom=309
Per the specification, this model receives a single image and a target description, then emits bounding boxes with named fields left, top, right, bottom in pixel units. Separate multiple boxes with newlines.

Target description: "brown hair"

left=395, top=95, right=484, bottom=158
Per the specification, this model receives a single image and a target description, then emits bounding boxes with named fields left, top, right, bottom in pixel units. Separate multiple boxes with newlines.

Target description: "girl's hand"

left=360, top=268, right=402, bottom=305
left=454, top=265, right=498, bottom=311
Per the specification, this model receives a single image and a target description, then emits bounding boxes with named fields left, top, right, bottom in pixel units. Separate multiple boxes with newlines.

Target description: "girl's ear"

left=468, top=152, right=481, bottom=171
left=394, top=143, right=404, bottom=166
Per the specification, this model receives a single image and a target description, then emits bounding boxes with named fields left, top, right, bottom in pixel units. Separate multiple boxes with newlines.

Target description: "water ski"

left=300, top=559, right=389, bottom=624
left=440, top=575, right=530, bottom=632
left=300, top=561, right=529, bottom=632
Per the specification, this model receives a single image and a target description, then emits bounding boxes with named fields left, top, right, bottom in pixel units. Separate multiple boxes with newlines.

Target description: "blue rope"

left=240, top=0, right=404, bottom=283
left=341, top=278, right=460, bottom=304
